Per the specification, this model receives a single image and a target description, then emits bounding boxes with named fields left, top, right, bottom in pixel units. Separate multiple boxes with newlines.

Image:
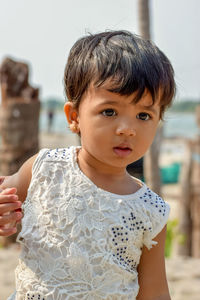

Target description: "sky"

left=0, top=0, right=200, bottom=102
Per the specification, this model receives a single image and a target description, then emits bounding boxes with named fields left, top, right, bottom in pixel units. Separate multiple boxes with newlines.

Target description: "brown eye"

left=136, top=113, right=151, bottom=121
left=102, top=109, right=117, bottom=117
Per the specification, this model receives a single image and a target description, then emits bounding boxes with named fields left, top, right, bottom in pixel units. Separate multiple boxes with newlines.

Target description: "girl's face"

left=65, top=85, right=161, bottom=175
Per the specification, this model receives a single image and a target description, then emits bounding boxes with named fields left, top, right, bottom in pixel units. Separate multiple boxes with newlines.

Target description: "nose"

left=115, top=119, right=136, bottom=137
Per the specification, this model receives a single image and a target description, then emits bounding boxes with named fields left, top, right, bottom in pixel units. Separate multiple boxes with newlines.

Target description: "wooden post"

left=177, top=141, right=192, bottom=256
left=137, top=0, right=163, bottom=195
left=0, top=57, right=40, bottom=246
left=0, top=82, right=7, bottom=105
left=144, top=124, right=163, bottom=195
left=190, top=106, right=200, bottom=257
left=0, top=99, right=40, bottom=175
left=177, top=105, right=200, bottom=257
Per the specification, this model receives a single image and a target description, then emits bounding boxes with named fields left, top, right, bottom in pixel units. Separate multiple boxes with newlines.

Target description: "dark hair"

left=64, top=30, right=176, bottom=118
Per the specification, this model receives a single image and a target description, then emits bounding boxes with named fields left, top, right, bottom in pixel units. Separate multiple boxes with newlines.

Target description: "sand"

left=1, top=133, right=199, bottom=300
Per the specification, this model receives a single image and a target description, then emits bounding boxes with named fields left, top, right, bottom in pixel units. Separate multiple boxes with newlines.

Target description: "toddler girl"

left=0, top=30, right=175, bottom=300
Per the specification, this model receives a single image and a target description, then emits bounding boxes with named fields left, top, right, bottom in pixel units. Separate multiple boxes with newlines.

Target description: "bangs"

left=92, top=36, right=175, bottom=109
left=64, top=30, right=176, bottom=116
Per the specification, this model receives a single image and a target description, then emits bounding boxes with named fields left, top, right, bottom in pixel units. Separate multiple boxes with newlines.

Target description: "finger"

left=15, top=208, right=23, bottom=223
left=0, top=176, right=6, bottom=185
left=0, top=226, right=17, bottom=236
left=0, top=194, right=18, bottom=204
left=0, top=211, right=23, bottom=226
left=0, top=187, right=17, bottom=195
left=0, top=201, right=21, bottom=214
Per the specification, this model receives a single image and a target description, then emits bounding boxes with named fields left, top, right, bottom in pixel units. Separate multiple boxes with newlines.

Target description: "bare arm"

left=136, top=226, right=171, bottom=300
left=0, top=154, right=38, bottom=236
left=0, top=153, right=38, bottom=202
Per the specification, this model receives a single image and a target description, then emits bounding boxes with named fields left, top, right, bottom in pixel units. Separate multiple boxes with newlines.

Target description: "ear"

left=64, top=102, right=80, bottom=133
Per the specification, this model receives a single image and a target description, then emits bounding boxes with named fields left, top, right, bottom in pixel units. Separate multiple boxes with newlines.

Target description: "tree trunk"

left=138, top=0, right=151, bottom=39
left=137, top=0, right=162, bottom=195
left=144, top=125, right=163, bottom=194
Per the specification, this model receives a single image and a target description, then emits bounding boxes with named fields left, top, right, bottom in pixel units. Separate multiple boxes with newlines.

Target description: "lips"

left=113, top=144, right=132, bottom=157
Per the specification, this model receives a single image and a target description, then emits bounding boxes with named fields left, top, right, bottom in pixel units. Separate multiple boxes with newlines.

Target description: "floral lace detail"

left=11, top=147, right=170, bottom=300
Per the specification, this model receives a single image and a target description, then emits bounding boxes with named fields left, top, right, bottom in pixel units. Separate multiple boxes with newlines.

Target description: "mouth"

left=113, top=145, right=132, bottom=158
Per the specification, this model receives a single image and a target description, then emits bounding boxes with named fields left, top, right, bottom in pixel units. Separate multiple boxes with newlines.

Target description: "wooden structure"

left=0, top=57, right=40, bottom=176
left=178, top=105, right=200, bottom=257
left=190, top=106, right=200, bottom=257
left=0, top=57, right=40, bottom=245
left=0, top=100, right=40, bottom=175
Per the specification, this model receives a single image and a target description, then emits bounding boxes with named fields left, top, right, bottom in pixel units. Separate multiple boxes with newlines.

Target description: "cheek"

left=139, top=139, right=151, bottom=154
left=79, top=122, right=100, bottom=146
left=136, top=127, right=157, bottom=151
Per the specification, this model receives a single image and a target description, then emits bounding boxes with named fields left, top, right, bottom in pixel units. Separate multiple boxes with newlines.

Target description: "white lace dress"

left=8, top=146, right=170, bottom=300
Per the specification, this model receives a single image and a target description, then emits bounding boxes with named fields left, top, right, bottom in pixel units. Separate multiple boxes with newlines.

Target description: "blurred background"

left=0, top=0, right=200, bottom=299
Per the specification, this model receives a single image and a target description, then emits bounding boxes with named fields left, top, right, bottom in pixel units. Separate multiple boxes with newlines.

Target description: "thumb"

left=0, top=176, right=6, bottom=185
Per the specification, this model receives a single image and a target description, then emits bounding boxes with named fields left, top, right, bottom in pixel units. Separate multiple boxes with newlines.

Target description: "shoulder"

left=0, top=147, right=75, bottom=203
left=142, top=186, right=170, bottom=219
left=139, top=185, right=170, bottom=249
left=29, top=147, right=78, bottom=182
left=0, top=153, right=38, bottom=203
left=44, top=147, right=73, bottom=161
left=32, top=146, right=75, bottom=173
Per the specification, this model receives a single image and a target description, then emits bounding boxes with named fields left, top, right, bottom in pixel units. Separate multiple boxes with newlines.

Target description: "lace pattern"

left=10, top=146, right=170, bottom=300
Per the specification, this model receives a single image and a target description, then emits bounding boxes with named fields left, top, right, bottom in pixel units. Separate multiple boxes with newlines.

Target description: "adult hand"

left=0, top=187, right=22, bottom=236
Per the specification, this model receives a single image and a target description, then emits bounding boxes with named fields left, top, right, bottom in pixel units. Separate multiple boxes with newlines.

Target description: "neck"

left=77, top=148, right=141, bottom=195
left=78, top=148, right=126, bottom=178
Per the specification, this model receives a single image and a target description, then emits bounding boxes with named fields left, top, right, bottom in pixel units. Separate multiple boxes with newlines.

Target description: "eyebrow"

left=97, top=100, right=118, bottom=106
left=140, top=105, right=158, bottom=115
left=99, top=100, right=157, bottom=113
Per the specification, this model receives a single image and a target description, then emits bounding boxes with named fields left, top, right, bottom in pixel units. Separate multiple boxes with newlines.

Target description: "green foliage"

left=169, top=100, right=199, bottom=113
left=165, top=219, right=185, bottom=258
left=41, top=97, right=65, bottom=111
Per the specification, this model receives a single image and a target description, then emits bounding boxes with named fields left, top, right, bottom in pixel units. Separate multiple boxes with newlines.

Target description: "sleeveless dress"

left=8, top=146, right=170, bottom=300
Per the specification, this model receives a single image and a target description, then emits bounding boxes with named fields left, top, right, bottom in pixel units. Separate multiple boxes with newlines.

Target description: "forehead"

left=81, top=84, right=161, bottom=109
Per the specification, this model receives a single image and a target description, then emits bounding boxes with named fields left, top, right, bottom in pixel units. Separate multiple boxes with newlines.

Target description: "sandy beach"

left=0, top=132, right=199, bottom=300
